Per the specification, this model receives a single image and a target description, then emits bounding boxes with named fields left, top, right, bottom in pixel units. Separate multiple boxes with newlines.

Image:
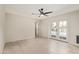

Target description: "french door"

left=50, top=20, right=68, bottom=42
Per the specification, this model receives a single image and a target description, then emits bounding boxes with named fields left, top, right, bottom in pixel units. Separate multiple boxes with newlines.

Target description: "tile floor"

left=3, top=38, right=79, bottom=54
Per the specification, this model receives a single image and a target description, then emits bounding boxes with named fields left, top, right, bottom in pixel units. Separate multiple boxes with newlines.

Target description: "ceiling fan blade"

left=39, top=9, right=41, bottom=13
left=32, top=13, right=40, bottom=15
left=44, top=11, right=53, bottom=14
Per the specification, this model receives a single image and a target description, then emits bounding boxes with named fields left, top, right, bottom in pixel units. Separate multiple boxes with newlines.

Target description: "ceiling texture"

left=5, top=4, right=79, bottom=19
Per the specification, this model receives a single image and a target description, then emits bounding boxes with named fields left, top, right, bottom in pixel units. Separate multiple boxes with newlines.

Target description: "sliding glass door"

left=50, top=22, right=57, bottom=38
left=50, top=20, right=68, bottom=41
left=59, top=20, right=67, bottom=39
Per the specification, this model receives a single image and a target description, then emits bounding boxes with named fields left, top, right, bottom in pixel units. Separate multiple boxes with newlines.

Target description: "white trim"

left=5, top=36, right=35, bottom=43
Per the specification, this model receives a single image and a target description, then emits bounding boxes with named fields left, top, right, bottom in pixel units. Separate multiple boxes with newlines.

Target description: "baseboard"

left=0, top=42, right=5, bottom=54
left=5, top=36, right=35, bottom=43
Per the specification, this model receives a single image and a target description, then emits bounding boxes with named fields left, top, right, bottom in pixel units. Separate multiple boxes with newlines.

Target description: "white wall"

left=5, top=13, right=35, bottom=42
left=39, top=10, right=79, bottom=46
left=0, top=5, right=5, bottom=53
left=39, top=19, right=49, bottom=38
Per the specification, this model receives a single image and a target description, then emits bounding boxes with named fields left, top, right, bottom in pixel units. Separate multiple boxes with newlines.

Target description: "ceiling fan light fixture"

left=32, top=8, right=53, bottom=17
left=41, top=15, right=44, bottom=16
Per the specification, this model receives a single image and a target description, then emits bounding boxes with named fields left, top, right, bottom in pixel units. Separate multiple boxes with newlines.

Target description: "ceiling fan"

left=32, top=8, right=53, bottom=17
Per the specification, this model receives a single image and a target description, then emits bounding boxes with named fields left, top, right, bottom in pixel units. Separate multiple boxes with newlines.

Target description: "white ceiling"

left=5, top=4, right=79, bottom=19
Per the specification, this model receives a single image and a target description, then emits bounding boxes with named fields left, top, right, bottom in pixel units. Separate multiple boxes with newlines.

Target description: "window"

left=50, top=20, right=67, bottom=40
left=59, top=21, right=67, bottom=39
left=50, top=22, right=57, bottom=37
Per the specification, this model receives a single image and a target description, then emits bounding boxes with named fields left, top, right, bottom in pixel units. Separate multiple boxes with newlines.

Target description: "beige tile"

left=3, top=38, right=79, bottom=54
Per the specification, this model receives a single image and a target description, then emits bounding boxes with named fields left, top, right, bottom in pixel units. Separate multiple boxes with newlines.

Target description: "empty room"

left=0, top=4, right=79, bottom=54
